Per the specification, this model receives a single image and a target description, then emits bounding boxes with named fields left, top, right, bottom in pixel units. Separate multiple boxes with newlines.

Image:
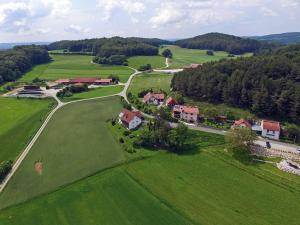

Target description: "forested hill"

left=171, top=44, right=300, bottom=123
left=48, top=37, right=169, bottom=57
left=249, top=32, right=300, bottom=45
left=0, top=46, right=50, bottom=85
left=175, top=32, right=277, bottom=55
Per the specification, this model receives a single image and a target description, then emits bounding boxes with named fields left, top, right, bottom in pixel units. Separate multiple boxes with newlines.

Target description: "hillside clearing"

left=128, top=56, right=166, bottom=69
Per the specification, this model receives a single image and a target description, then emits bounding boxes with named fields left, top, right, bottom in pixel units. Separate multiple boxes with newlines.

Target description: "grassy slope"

left=128, top=73, right=173, bottom=96
left=128, top=56, right=166, bottom=69
left=161, top=45, right=251, bottom=69
left=0, top=98, right=56, bottom=162
left=0, top=96, right=125, bottom=209
left=20, top=55, right=133, bottom=83
left=60, top=85, right=124, bottom=102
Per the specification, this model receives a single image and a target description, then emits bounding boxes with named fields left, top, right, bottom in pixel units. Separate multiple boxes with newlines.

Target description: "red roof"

left=70, top=78, right=98, bottom=83
left=120, top=109, right=143, bottom=124
left=56, top=79, right=70, bottom=84
left=95, top=79, right=113, bottom=83
left=184, top=64, right=202, bottom=69
left=173, top=105, right=199, bottom=115
left=233, top=118, right=252, bottom=129
left=166, top=97, right=176, bottom=106
left=262, top=120, right=280, bottom=131
left=143, top=92, right=165, bottom=102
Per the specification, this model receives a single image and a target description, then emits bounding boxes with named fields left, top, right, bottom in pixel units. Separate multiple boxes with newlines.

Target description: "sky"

left=0, top=0, right=299, bottom=42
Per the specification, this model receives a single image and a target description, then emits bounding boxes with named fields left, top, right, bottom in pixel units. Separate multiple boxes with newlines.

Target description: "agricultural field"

left=128, top=72, right=173, bottom=96
left=0, top=97, right=56, bottom=163
left=128, top=56, right=166, bottom=69
left=1, top=130, right=300, bottom=224
left=0, top=96, right=125, bottom=209
left=60, top=85, right=124, bottom=102
left=160, top=45, right=252, bottom=69
left=19, top=55, right=133, bottom=83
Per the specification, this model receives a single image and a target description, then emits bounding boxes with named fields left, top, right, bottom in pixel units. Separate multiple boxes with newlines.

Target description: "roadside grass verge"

left=0, top=97, right=56, bottom=163
left=0, top=96, right=125, bottom=209
left=128, top=56, right=166, bottom=69
left=19, top=55, right=133, bottom=83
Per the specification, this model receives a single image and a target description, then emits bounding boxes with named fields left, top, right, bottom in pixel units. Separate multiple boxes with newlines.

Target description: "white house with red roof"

left=143, top=92, right=165, bottom=105
left=165, top=97, right=177, bottom=107
left=232, top=118, right=252, bottom=129
left=261, top=120, right=281, bottom=140
left=173, top=105, right=199, bottom=123
left=119, top=109, right=143, bottom=130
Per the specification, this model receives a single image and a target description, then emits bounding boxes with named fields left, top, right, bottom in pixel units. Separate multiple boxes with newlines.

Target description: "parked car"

left=266, top=141, right=271, bottom=149
left=297, top=148, right=300, bottom=154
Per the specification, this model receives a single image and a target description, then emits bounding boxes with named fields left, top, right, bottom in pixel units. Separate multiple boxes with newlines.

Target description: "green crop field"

left=19, top=55, right=133, bottom=83
left=0, top=97, right=56, bottom=163
left=60, top=85, right=124, bottom=102
left=128, top=56, right=166, bottom=69
left=128, top=72, right=173, bottom=96
left=1, top=130, right=299, bottom=224
left=160, top=45, right=251, bottom=69
left=0, top=96, right=125, bottom=209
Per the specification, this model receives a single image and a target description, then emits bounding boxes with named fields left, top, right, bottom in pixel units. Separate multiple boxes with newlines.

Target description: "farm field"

left=0, top=96, right=125, bottom=209
left=160, top=45, right=251, bottom=69
left=1, top=131, right=300, bottom=224
left=128, top=56, right=166, bottom=69
left=0, top=97, right=56, bottom=163
left=60, top=85, right=124, bottom=102
left=128, top=72, right=173, bottom=96
left=19, top=55, right=134, bottom=83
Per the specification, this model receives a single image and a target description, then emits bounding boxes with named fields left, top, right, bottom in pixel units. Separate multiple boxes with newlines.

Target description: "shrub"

left=119, top=137, right=124, bottom=144
left=123, top=130, right=131, bottom=136
left=0, top=160, right=13, bottom=182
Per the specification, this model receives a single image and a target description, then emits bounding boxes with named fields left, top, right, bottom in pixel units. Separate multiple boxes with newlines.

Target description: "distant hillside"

left=175, top=33, right=275, bottom=55
left=249, top=32, right=300, bottom=45
left=0, top=42, right=50, bottom=50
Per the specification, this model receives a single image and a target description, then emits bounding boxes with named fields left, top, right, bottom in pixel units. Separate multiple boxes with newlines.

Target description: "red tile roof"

left=56, top=79, right=70, bottom=84
left=120, top=109, right=143, bottom=124
left=143, top=92, right=165, bottom=102
left=184, top=64, right=202, bottom=69
left=262, top=120, right=280, bottom=131
left=70, top=78, right=98, bottom=83
left=95, top=79, right=113, bottom=83
left=233, top=118, right=252, bottom=129
left=166, top=97, right=176, bottom=106
left=173, top=105, right=199, bottom=115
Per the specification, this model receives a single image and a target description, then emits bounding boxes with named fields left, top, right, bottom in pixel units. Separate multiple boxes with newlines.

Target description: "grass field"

left=60, top=85, right=124, bottom=102
left=0, top=96, right=125, bottom=209
left=19, top=55, right=133, bottom=83
left=128, top=72, right=173, bottom=96
left=1, top=130, right=300, bottom=224
left=128, top=56, right=166, bottom=69
left=0, top=97, right=56, bottom=163
left=160, top=45, right=251, bottom=69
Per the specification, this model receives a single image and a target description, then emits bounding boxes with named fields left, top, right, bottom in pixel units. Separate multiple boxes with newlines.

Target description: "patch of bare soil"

left=35, top=161, right=43, bottom=175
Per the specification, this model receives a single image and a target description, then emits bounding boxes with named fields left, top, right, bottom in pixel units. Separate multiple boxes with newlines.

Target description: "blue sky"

left=0, top=0, right=299, bottom=42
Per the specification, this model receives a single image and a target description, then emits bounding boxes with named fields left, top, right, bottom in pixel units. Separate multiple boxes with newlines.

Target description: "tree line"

left=171, top=44, right=300, bottom=124
left=175, top=32, right=279, bottom=55
left=0, top=45, right=50, bottom=85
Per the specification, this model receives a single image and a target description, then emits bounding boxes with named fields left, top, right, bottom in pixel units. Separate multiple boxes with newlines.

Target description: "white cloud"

left=65, top=24, right=90, bottom=34
left=97, top=0, right=145, bottom=20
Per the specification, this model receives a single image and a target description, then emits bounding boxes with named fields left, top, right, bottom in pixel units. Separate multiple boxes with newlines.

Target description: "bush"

left=0, top=160, right=13, bottom=182
left=119, top=137, right=124, bottom=144
left=138, top=64, right=152, bottom=71
left=206, top=50, right=214, bottom=56
left=123, top=130, right=131, bottom=136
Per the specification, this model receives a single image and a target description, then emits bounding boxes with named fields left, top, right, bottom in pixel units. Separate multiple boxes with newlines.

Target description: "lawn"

left=19, top=54, right=134, bottom=83
left=60, top=85, right=124, bottom=102
left=160, top=45, right=251, bottom=69
left=0, top=97, right=56, bottom=163
left=128, top=56, right=166, bottom=69
left=0, top=96, right=125, bottom=209
left=128, top=72, right=173, bottom=96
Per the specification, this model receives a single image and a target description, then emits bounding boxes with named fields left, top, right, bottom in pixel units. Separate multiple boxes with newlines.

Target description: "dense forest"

left=175, top=33, right=278, bottom=55
left=0, top=45, right=50, bottom=85
left=171, top=44, right=300, bottom=123
left=249, top=32, right=300, bottom=45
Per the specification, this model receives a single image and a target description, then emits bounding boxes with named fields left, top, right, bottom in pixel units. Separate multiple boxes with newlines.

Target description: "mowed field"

left=60, top=85, right=124, bottom=102
left=128, top=56, right=166, bottom=69
left=160, top=45, right=250, bottom=69
left=1, top=131, right=300, bottom=224
left=19, top=55, right=134, bottom=83
left=0, top=97, right=56, bottom=163
left=128, top=72, right=173, bottom=96
left=0, top=96, right=125, bottom=209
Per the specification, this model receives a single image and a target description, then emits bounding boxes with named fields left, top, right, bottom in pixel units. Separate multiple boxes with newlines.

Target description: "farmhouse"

left=165, top=97, right=177, bottom=107
left=232, top=118, right=252, bottom=129
left=173, top=105, right=199, bottom=123
left=261, top=120, right=281, bottom=140
left=16, top=85, right=44, bottom=98
left=55, top=78, right=113, bottom=86
left=119, top=109, right=143, bottom=130
left=143, top=92, right=165, bottom=105
left=183, top=64, right=202, bottom=71
left=94, top=79, right=113, bottom=85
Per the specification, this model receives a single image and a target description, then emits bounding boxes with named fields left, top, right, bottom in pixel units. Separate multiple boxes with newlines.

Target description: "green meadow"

left=128, top=55, right=166, bottom=69
left=160, top=45, right=251, bottom=68
left=0, top=97, right=56, bottom=163
left=20, top=55, right=133, bottom=83
left=0, top=96, right=125, bottom=209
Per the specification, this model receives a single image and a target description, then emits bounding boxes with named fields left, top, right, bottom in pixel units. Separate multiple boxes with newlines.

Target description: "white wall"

left=261, top=129, right=280, bottom=140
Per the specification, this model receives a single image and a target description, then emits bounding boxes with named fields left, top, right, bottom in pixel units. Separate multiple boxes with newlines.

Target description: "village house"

left=165, top=97, right=177, bottom=107
left=17, top=85, right=44, bottom=98
left=173, top=105, right=199, bottom=123
left=143, top=92, right=165, bottom=105
left=183, top=64, right=202, bottom=71
left=232, top=118, right=252, bottom=129
left=119, top=109, right=143, bottom=130
left=261, top=120, right=281, bottom=140
left=55, top=78, right=113, bottom=86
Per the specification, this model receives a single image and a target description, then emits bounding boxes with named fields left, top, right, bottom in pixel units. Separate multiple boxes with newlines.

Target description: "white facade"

left=261, top=128, right=280, bottom=140
left=127, top=116, right=142, bottom=130
left=182, top=112, right=198, bottom=123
